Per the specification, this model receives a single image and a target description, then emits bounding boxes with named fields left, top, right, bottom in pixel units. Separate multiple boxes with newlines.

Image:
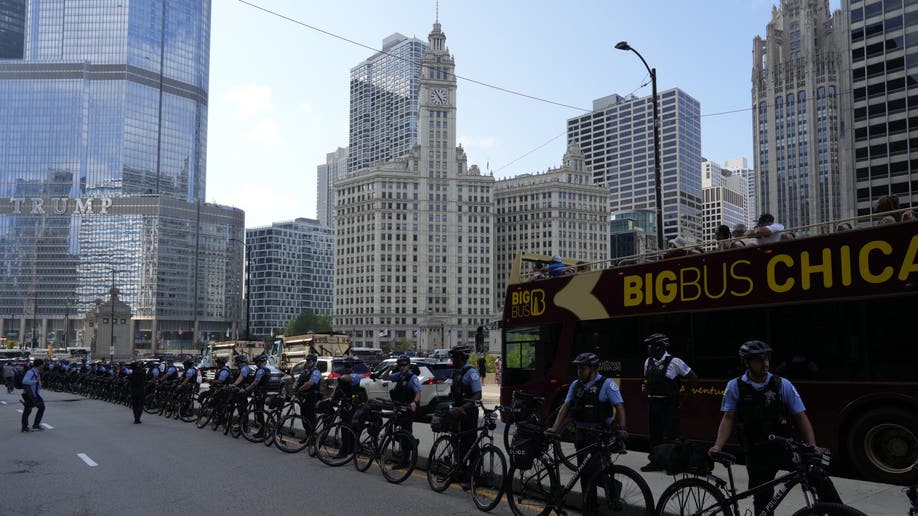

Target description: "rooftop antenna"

left=435, top=0, right=439, bottom=23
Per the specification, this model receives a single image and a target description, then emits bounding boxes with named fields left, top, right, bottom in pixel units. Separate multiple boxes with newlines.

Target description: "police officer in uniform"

left=244, top=354, right=271, bottom=438
left=333, top=356, right=364, bottom=456
left=159, top=358, right=178, bottom=384
left=641, top=333, right=697, bottom=472
left=709, top=341, right=824, bottom=515
left=180, top=359, right=198, bottom=390
left=447, top=345, right=482, bottom=490
left=212, top=356, right=231, bottom=386
left=387, top=355, right=422, bottom=434
left=548, top=352, right=627, bottom=515
left=294, top=353, right=322, bottom=429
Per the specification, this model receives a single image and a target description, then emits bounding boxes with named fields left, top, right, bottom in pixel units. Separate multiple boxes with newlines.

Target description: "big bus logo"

left=510, top=289, right=546, bottom=318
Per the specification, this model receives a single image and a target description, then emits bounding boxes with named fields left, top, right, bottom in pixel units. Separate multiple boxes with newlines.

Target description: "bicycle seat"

left=710, top=450, right=736, bottom=464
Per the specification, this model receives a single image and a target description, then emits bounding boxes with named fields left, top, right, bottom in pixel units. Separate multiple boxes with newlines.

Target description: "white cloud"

left=247, top=117, right=280, bottom=144
left=300, top=102, right=314, bottom=114
left=223, top=84, right=273, bottom=119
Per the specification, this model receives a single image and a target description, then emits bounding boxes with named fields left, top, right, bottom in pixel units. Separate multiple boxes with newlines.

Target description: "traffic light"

left=475, top=326, right=485, bottom=353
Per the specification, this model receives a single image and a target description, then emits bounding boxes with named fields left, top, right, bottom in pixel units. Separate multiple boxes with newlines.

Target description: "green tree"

left=283, top=310, right=332, bottom=336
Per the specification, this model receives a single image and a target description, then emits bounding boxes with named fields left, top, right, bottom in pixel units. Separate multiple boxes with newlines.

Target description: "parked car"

left=282, top=357, right=370, bottom=396
left=360, top=359, right=456, bottom=417
left=429, top=348, right=450, bottom=360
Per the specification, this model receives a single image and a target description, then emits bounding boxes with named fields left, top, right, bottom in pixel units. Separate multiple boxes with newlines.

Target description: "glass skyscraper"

left=348, top=33, right=426, bottom=174
left=0, top=1, right=239, bottom=356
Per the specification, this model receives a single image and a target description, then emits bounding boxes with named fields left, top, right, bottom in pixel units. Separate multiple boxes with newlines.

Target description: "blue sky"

left=207, top=0, right=840, bottom=227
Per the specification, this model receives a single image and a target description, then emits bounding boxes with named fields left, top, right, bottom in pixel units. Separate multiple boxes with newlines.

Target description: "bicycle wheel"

left=263, top=413, right=278, bottom=447
left=507, top=455, right=558, bottom=516
left=195, top=400, right=213, bottom=429
left=242, top=408, right=267, bottom=443
left=790, top=503, right=868, bottom=516
left=379, top=430, right=418, bottom=484
left=274, top=414, right=311, bottom=454
left=143, top=392, right=160, bottom=414
left=427, top=434, right=456, bottom=493
left=655, top=476, right=731, bottom=516
left=315, top=422, right=356, bottom=467
left=178, top=393, right=199, bottom=423
left=354, top=425, right=377, bottom=472
left=585, top=464, right=654, bottom=515
left=308, top=417, right=328, bottom=457
left=471, top=443, right=508, bottom=512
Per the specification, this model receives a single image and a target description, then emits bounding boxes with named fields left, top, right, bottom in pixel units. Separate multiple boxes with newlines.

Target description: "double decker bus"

left=501, top=220, right=918, bottom=484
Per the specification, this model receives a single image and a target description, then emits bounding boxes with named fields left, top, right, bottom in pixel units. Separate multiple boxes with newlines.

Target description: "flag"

left=413, top=328, right=420, bottom=337
left=225, top=327, right=231, bottom=338
left=178, top=327, right=183, bottom=337
left=378, top=329, right=389, bottom=338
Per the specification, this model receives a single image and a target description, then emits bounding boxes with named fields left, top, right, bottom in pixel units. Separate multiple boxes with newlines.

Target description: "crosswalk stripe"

left=77, top=453, right=98, bottom=467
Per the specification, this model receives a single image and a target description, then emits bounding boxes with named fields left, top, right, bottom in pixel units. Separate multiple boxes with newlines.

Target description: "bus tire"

left=846, top=407, right=918, bottom=485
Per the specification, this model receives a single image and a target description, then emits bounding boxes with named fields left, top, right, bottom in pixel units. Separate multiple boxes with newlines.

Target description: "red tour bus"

left=500, top=220, right=918, bottom=484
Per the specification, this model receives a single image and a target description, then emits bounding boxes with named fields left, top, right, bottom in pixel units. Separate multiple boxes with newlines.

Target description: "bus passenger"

left=714, top=225, right=732, bottom=251
left=547, top=255, right=566, bottom=277
left=547, top=353, right=627, bottom=515
left=709, top=340, right=830, bottom=515
left=875, top=195, right=900, bottom=224
left=640, top=333, right=697, bottom=472
left=748, top=213, right=784, bottom=244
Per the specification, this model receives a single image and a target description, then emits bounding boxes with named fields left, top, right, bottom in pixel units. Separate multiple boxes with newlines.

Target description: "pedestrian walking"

left=476, top=354, right=487, bottom=385
left=2, top=361, right=15, bottom=393
left=494, top=356, right=502, bottom=386
left=128, top=361, right=147, bottom=424
left=21, top=359, right=46, bottom=432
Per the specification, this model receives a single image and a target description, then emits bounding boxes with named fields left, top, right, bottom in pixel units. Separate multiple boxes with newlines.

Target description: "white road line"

left=77, top=453, right=98, bottom=467
left=16, top=408, right=23, bottom=414
left=0, top=400, right=7, bottom=404
left=40, top=423, right=53, bottom=429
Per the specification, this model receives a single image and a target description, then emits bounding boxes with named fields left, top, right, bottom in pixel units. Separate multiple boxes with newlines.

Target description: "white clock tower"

left=418, top=21, right=459, bottom=179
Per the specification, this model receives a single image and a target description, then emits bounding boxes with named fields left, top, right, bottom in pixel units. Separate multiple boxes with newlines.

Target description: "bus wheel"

left=846, top=407, right=918, bottom=485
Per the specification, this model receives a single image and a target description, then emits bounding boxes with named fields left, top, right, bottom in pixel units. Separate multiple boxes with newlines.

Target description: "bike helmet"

left=448, top=345, right=472, bottom=360
left=738, top=340, right=773, bottom=359
left=215, top=356, right=228, bottom=365
left=396, top=355, right=411, bottom=366
left=305, top=353, right=318, bottom=363
left=254, top=354, right=267, bottom=364
left=340, top=356, right=356, bottom=368
left=572, top=352, right=600, bottom=367
left=182, top=359, right=193, bottom=368
left=644, top=333, right=670, bottom=349
left=234, top=354, right=247, bottom=364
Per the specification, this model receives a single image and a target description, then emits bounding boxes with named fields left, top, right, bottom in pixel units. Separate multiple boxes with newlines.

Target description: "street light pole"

left=615, top=41, right=665, bottom=252
left=110, top=269, right=116, bottom=364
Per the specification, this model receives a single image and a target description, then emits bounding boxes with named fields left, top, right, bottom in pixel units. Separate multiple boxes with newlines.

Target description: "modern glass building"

left=0, top=1, right=232, bottom=354
left=567, top=89, right=704, bottom=248
left=348, top=33, right=426, bottom=174
left=246, top=218, right=334, bottom=339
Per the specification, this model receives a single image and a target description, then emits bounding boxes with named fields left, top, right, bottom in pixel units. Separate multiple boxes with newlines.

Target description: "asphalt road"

left=0, top=389, right=516, bottom=516
left=1, top=388, right=908, bottom=515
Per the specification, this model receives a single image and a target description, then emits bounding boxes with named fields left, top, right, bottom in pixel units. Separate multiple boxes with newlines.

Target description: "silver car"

left=360, top=359, right=456, bottom=416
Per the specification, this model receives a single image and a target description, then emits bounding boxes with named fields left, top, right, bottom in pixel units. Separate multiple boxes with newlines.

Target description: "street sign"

left=109, top=345, right=115, bottom=355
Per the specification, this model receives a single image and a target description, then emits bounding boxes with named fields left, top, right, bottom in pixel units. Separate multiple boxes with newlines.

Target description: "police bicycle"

left=506, top=427, right=654, bottom=516
left=654, top=435, right=866, bottom=516
left=502, top=391, right=579, bottom=472
left=314, top=396, right=360, bottom=467
left=426, top=401, right=508, bottom=512
left=352, top=399, right=419, bottom=484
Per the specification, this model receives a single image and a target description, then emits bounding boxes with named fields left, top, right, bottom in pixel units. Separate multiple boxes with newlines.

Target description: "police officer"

left=332, top=356, right=364, bottom=456
left=244, top=354, right=271, bottom=438
left=128, top=361, right=147, bottom=424
left=159, top=359, right=178, bottom=383
left=641, top=333, right=697, bottom=472
left=388, top=355, right=422, bottom=434
left=294, top=353, right=322, bottom=428
left=211, top=356, right=232, bottom=386
left=709, top=341, right=823, bottom=515
left=21, top=359, right=46, bottom=432
left=180, top=359, right=198, bottom=389
left=447, top=344, right=482, bottom=490
left=548, top=352, right=627, bottom=515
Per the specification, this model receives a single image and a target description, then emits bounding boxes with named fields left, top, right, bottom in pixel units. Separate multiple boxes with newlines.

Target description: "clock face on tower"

left=431, top=88, right=448, bottom=105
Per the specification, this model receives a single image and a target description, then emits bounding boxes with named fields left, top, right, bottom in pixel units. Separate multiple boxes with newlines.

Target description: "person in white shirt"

left=748, top=213, right=784, bottom=245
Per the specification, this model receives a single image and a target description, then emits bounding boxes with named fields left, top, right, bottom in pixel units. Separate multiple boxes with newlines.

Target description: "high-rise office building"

left=723, top=157, right=757, bottom=228
left=347, top=33, right=427, bottom=174
left=753, top=0, right=852, bottom=230
left=846, top=0, right=918, bottom=215
left=335, top=21, right=493, bottom=351
left=246, top=218, right=334, bottom=338
left=317, top=147, right=348, bottom=228
left=0, top=1, right=239, bottom=355
left=0, top=0, right=26, bottom=59
left=567, top=89, right=703, bottom=248
left=702, top=159, right=747, bottom=247
left=493, top=144, right=610, bottom=313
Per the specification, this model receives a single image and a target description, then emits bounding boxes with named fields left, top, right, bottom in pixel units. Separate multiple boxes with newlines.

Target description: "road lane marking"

left=17, top=409, right=23, bottom=413
left=77, top=453, right=98, bottom=467
left=41, top=423, right=53, bottom=429
left=0, top=400, right=7, bottom=405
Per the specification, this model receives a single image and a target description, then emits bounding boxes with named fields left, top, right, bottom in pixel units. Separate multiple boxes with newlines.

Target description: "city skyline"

left=208, top=0, right=840, bottom=227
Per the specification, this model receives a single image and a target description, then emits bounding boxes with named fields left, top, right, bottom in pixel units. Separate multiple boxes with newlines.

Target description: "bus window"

left=503, top=324, right=559, bottom=372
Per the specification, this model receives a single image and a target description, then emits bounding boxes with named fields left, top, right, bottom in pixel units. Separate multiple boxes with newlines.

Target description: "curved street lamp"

left=615, top=41, right=665, bottom=252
